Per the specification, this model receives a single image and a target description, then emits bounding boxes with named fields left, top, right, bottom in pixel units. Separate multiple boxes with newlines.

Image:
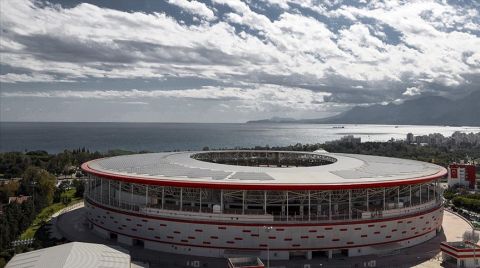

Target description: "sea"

left=1, top=122, right=479, bottom=153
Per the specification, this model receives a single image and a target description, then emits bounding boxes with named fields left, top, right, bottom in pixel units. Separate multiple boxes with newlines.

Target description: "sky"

left=0, top=0, right=479, bottom=122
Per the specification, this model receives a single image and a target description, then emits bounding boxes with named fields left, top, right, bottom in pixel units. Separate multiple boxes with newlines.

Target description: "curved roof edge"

left=81, top=161, right=447, bottom=190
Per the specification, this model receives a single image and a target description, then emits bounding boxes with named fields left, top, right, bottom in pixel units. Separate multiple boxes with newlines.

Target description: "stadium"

left=81, top=150, right=446, bottom=260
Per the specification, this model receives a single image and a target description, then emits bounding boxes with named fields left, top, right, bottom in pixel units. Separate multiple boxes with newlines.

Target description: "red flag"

left=450, top=168, right=457, bottom=179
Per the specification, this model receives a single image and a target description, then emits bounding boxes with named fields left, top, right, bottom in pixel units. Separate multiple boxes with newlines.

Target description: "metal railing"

left=86, top=194, right=442, bottom=224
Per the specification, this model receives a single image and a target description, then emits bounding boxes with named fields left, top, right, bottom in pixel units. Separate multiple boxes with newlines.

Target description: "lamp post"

left=264, top=226, right=273, bottom=268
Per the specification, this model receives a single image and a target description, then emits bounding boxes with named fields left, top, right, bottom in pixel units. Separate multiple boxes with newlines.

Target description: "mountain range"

left=247, top=90, right=480, bottom=126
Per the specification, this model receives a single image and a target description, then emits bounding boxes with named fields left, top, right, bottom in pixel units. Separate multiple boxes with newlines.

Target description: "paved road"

left=442, top=210, right=474, bottom=241
left=56, top=207, right=471, bottom=268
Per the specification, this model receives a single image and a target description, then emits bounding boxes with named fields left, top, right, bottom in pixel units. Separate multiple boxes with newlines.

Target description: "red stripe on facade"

left=89, top=219, right=438, bottom=251
left=441, top=247, right=480, bottom=259
left=441, top=242, right=480, bottom=253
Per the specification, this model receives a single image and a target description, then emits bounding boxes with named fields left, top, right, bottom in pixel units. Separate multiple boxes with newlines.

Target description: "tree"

left=53, top=180, right=70, bottom=203
left=72, top=179, right=85, bottom=198
left=0, top=180, right=19, bottom=203
left=21, top=166, right=56, bottom=209
left=463, top=230, right=479, bottom=243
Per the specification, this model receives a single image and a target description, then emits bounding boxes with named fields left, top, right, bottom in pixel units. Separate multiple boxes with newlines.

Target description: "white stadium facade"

left=81, top=150, right=447, bottom=260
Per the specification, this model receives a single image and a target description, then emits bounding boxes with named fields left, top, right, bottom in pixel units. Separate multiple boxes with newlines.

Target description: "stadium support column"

left=434, top=180, right=436, bottom=201
left=100, top=178, right=103, bottom=204
left=119, top=181, right=122, bottom=207
left=93, top=176, right=97, bottom=200
left=221, top=189, right=224, bottom=212
left=286, top=191, right=289, bottom=222
left=366, top=189, right=369, bottom=211
left=264, top=190, right=267, bottom=215
left=145, top=185, right=148, bottom=208
left=329, top=191, right=332, bottom=221
left=308, top=190, right=311, bottom=221
left=397, top=187, right=400, bottom=208
left=427, top=184, right=430, bottom=201
left=130, top=184, right=133, bottom=210
left=242, top=190, right=245, bottom=215
left=108, top=180, right=111, bottom=206
left=383, top=188, right=386, bottom=211
left=419, top=184, right=422, bottom=204
left=180, top=187, right=183, bottom=211
left=199, top=189, right=202, bottom=213
left=161, top=187, right=165, bottom=209
left=348, top=189, right=352, bottom=220
left=409, top=185, right=412, bottom=207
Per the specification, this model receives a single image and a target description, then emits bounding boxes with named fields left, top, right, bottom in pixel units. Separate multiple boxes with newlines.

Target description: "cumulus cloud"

left=402, top=86, right=422, bottom=96
left=0, top=0, right=479, bottom=121
left=168, top=0, right=216, bottom=21
left=0, top=73, right=73, bottom=83
left=1, top=85, right=331, bottom=111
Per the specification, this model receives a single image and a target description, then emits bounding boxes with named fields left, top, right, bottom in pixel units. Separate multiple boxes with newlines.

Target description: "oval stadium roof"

left=81, top=151, right=447, bottom=190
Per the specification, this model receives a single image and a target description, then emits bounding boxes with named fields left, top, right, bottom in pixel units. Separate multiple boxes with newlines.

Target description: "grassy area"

left=20, top=189, right=82, bottom=239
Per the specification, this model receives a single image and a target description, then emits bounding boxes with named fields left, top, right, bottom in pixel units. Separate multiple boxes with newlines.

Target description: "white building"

left=441, top=241, right=480, bottom=268
left=6, top=242, right=135, bottom=268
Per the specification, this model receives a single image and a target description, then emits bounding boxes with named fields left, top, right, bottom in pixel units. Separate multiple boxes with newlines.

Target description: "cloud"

left=0, top=0, right=479, bottom=122
left=0, top=73, right=73, bottom=83
left=2, top=0, right=478, bottom=89
left=402, top=86, right=422, bottom=96
left=168, top=0, right=216, bottom=21
left=1, top=84, right=331, bottom=111
left=261, top=0, right=289, bottom=9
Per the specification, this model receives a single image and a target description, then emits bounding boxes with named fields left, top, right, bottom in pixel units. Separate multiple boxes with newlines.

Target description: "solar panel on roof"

left=85, top=151, right=445, bottom=185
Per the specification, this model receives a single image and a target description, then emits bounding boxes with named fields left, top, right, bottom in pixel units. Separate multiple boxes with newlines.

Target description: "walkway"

left=412, top=209, right=474, bottom=268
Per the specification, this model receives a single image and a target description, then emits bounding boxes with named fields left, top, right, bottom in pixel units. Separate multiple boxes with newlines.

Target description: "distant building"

left=441, top=241, right=479, bottom=268
left=5, top=242, right=142, bottom=268
left=8, top=195, right=31, bottom=205
left=339, top=135, right=361, bottom=144
left=406, top=133, right=414, bottom=144
left=0, top=178, right=22, bottom=186
left=448, top=163, right=477, bottom=189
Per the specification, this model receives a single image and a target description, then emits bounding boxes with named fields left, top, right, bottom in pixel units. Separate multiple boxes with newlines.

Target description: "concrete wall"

left=86, top=198, right=443, bottom=260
